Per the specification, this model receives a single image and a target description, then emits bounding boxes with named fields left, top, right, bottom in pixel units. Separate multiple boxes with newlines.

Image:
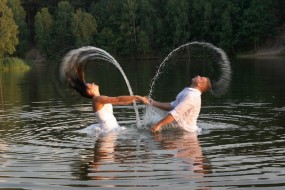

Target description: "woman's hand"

left=147, top=97, right=153, bottom=105
left=136, top=96, right=150, bottom=104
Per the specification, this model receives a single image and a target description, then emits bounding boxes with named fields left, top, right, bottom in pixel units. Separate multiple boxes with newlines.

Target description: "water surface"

left=0, top=57, right=284, bottom=189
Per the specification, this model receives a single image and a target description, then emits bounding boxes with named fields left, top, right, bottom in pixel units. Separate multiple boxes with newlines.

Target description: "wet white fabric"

left=94, top=103, right=120, bottom=132
left=169, top=88, right=201, bottom=132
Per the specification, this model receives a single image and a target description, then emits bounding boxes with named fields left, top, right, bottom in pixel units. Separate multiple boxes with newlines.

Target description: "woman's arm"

left=112, top=95, right=149, bottom=105
left=95, top=95, right=149, bottom=105
left=92, top=95, right=149, bottom=112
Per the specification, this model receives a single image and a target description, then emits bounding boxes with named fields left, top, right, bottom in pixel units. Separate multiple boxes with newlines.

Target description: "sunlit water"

left=0, top=57, right=285, bottom=189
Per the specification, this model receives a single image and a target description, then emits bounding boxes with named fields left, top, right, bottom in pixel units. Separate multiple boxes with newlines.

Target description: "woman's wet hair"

left=67, top=74, right=93, bottom=99
left=61, top=59, right=93, bottom=99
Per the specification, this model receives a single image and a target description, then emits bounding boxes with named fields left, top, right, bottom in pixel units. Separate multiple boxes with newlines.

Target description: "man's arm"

left=150, top=99, right=173, bottom=111
left=151, top=113, right=175, bottom=133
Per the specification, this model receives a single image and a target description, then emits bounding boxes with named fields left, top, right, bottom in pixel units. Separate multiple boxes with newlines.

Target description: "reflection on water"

left=0, top=58, right=284, bottom=189
left=71, top=131, right=120, bottom=188
left=0, top=71, right=27, bottom=110
left=69, top=129, right=212, bottom=189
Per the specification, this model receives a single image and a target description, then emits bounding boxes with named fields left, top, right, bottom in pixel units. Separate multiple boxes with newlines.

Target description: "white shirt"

left=169, top=88, right=201, bottom=132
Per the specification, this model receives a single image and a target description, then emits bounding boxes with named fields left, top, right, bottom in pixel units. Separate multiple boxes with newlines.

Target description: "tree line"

left=1, top=0, right=284, bottom=61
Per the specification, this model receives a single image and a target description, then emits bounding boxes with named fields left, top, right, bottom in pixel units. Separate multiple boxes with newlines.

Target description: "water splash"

left=60, top=46, right=142, bottom=126
left=141, top=42, right=232, bottom=129
left=148, top=41, right=232, bottom=97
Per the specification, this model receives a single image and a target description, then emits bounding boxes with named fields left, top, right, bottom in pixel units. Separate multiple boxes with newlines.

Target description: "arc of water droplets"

left=61, top=46, right=142, bottom=127
left=148, top=41, right=232, bottom=97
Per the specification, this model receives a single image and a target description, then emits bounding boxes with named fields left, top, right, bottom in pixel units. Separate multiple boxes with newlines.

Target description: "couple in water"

left=68, top=72, right=211, bottom=134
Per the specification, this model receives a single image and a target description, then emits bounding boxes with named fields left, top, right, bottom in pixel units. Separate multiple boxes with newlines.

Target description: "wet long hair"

left=64, top=62, right=93, bottom=99
left=68, top=75, right=93, bottom=99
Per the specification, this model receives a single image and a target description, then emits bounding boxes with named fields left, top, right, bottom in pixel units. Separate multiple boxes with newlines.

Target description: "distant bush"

left=0, top=57, right=30, bottom=72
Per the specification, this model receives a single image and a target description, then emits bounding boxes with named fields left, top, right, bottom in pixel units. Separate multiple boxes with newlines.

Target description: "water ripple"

left=1, top=100, right=285, bottom=189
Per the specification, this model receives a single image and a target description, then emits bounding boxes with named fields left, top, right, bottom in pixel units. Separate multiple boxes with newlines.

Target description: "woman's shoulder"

left=93, top=95, right=109, bottom=102
left=92, top=96, right=107, bottom=112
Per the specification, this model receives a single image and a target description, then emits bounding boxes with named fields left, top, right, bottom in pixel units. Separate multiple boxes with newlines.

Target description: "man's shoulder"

left=184, top=88, right=201, bottom=100
left=187, top=88, right=201, bottom=96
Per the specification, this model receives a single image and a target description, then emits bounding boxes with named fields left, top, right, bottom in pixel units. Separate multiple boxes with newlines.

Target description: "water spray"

left=61, top=46, right=142, bottom=127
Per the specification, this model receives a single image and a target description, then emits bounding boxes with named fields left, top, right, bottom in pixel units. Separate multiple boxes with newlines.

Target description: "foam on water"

left=141, top=105, right=167, bottom=127
left=77, top=123, right=126, bottom=137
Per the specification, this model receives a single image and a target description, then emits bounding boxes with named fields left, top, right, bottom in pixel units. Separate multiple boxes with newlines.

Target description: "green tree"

left=165, top=0, right=190, bottom=47
left=7, top=0, right=29, bottom=56
left=90, top=0, right=122, bottom=53
left=94, top=27, right=118, bottom=54
left=190, top=0, right=205, bottom=40
left=150, top=0, right=169, bottom=53
left=12, top=0, right=283, bottom=57
left=52, top=1, right=74, bottom=56
left=0, top=0, right=19, bottom=60
left=120, top=0, right=139, bottom=54
left=226, top=0, right=243, bottom=53
left=34, top=8, right=53, bottom=56
left=219, top=4, right=234, bottom=52
left=239, top=0, right=278, bottom=50
left=202, top=1, right=212, bottom=40
left=72, top=9, right=97, bottom=47
left=136, top=0, right=156, bottom=53
left=137, top=30, right=150, bottom=54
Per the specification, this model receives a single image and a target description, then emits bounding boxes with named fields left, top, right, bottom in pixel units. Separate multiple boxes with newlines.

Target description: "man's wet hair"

left=206, top=77, right=212, bottom=92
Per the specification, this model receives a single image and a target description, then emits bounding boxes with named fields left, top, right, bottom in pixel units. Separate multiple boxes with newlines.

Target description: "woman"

left=68, top=75, right=149, bottom=132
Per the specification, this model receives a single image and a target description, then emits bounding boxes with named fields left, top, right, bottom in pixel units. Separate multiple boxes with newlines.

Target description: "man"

left=150, top=75, right=211, bottom=133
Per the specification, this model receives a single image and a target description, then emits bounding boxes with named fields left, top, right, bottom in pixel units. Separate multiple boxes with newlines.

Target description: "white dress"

left=94, top=103, right=120, bottom=132
left=169, top=88, right=201, bottom=132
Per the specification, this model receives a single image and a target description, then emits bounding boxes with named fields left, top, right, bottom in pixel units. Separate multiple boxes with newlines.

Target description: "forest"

left=1, top=0, right=284, bottom=62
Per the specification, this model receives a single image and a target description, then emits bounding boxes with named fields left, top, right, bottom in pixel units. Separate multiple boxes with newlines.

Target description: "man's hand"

left=151, top=123, right=162, bottom=133
left=150, top=114, right=175, bottom=133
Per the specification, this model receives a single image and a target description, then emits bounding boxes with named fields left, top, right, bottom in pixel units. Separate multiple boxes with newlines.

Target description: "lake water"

left=0, top=57, right=284, bottom=190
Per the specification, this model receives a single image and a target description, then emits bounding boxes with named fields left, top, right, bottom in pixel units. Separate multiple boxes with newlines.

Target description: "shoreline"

left=236, top=48, right=285, bottom=59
